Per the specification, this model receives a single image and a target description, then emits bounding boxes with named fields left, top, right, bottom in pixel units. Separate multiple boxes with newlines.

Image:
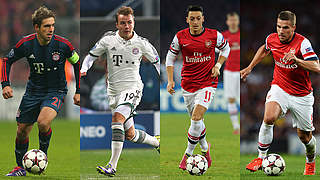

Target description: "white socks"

left=186, top=119, right=208, bottom=155
left=109, top=122, right=125, bottom=169
left=130, top=129, right=159, bottom=147
left=228, top=102, right=240, bottom=130
left=304, top=136, right=316, bottom=163
left=258, top=121, right=274, bottom=159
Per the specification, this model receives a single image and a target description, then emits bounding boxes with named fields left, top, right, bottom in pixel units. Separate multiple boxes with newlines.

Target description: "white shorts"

left=223, top=70, right=240, bottom=99
left=265, top=85, right=314, bottom=131
left=108, top=88, right=143, bottom=130
left=182, top=87, right=216, bottom=116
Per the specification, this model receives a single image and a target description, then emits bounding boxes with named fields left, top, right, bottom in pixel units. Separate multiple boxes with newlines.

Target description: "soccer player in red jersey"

left=166, top=5, right=230, bottom=170
left=222, top=12, right=240, bottom=134
left=241, top=11, right=320, bottom=175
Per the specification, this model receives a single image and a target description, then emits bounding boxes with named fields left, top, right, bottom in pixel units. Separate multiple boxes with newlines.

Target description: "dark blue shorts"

left=16, top=91, right=66, bottom=123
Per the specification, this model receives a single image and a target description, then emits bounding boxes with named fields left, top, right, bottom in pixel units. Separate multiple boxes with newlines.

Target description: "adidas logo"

left=111, top=47, right=116, bottom=51
left=28, top=54, right=35, bottom=59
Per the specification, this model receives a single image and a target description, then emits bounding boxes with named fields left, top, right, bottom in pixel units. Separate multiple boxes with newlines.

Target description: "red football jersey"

left=222, top=30, right=240, bottom=71
left=169, top=28, right=227, bottom=92
left=265, top=33, right=318, bottom=96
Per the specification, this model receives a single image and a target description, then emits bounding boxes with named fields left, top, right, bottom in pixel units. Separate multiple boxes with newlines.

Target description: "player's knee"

left=298, top=132, right=312, bottom=144
left=17, top=126, right=30, bottom=139
left=191, top=113, right=203, bottom=121
left=112, top=112, right=126, bottom=123
left=263, top=115, right=277, bottom=125
left=228, top=98, right=236, bottom=103
left=37, top=121, right=50, bottom=133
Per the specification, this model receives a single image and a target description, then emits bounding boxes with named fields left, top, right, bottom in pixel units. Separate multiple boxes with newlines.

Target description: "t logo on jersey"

left=112, top=55, right=123, bottom=66
left=33, top=63, right=45, bottom=74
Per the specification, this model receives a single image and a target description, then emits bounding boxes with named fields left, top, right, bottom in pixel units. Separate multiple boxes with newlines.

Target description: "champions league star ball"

left=262, top=154, right=285, bottom=176
left=22, top=149, right=48, bottom=175
left=186, top=154, right=208, bottom=176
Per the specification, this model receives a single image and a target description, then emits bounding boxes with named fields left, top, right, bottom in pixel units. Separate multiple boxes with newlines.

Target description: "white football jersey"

left=88, top=31, right=160, bottom=95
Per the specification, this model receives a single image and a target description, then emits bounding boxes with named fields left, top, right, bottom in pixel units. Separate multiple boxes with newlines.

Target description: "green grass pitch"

left=241, top=154, right=320, bottom=179
left=0, top=119, right=80, bottom=179
left=80, top=149, right=160, bottom=179
left=160, top=113, right=240, bottom=180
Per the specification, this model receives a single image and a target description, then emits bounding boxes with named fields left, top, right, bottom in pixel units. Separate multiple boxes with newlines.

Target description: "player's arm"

left=1, top=45, right=25, bottom=99
left=283, top=38, right=320, bottom=73
left=67, top=50, right=80, bottom=106
left=240, top=44, right=270, bottom=81
left=212, top=32, right=230, bottom=77
left=166, top=35, right=180, bottom=95
left=141, top=40, right=160, bottom=76
left=81, top=36, right=108, bottom=76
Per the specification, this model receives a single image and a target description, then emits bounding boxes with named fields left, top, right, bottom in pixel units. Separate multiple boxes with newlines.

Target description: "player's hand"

left=80, top=72, right=87, bottom=77
left=283, top=52, right=297, bottom=62
left=211, top=66, right=220, bottom=77
left=167, top=81, right=175, bottom=95
left=2, top=86, right=13, bottom=99
left=240, top=67, right=252, bottom=81
left=73, top=93, right=80, bottom=106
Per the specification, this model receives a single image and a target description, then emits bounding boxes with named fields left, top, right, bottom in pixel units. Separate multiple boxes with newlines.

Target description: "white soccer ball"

left=262, top=154, right=285, bottom=176
left=186, top=154, right=208, bottom=176
left=22, top=149, right=48, bottom=175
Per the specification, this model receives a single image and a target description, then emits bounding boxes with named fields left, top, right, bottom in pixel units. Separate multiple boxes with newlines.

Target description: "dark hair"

left=32, top=6, right=56, bottom=27
left=187, top=5, right=203, bottom=15
left=278, top=11, right=296, bottom=26
left=226, top=12, right=239, bottom=19
left=115, top=6, right=134, bottom=23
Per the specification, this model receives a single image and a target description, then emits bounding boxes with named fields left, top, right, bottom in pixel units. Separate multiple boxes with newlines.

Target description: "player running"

left=80, top=6, right=160, bottom=177
left=1, top=6, right=80, bottom=176
left=166, top=5, right=230, bottom=170
left=222, top=12, right=240, bottom=134
left=241, top=11, right=320, bottom=175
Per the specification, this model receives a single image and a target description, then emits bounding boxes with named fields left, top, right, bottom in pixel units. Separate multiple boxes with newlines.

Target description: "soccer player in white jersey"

left=166, top=5, right=230, bottom=170
left=80, top=6, right=160, bottom=177
left=242, top=11, right=320, bottom=175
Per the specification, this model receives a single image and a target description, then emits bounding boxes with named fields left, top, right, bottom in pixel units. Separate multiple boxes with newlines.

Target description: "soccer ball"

left=22, top=149, right=48, bottom=174
left=186, top=154, right=208, bottom=176
left=262, top=154, right=285, bottom=176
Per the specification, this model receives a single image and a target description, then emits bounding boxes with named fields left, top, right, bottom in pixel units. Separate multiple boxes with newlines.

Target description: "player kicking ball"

left=81, top=6, right=160, bottom=177
left=2, top=6, right=80, bottom=176
left=241, top=11, right=320, bottom=175
left=166, top=5, right=230, bottom=170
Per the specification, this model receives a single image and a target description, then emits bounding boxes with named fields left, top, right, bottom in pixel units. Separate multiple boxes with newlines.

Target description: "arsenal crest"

left=52, top=52, right=60, bottom=61
left=205, top=40, right=212, bottom=48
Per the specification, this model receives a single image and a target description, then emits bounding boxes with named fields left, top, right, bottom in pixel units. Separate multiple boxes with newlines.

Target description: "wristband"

left=215, top=62, right=222, bottom=70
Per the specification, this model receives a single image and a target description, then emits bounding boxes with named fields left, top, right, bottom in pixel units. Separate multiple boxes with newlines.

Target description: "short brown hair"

left=115, top=6, right=134, bottom=23
left=278, top=11, right=296, bottom=26
left=32, top=6, right=56, bottom=27
left=226, top=12, right=239, bottom=19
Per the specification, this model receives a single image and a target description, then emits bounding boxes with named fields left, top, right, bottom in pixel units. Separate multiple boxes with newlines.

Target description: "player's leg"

left=246, top=101, right=281, bottom=172
left=297, top=129, right=316, bottom=175
left=125, top=118, right=160, bottom=151
left=224, top=70, right=240, bottom=134
left=228, top=98, right=240, bottom=134
left=37, top=107, right=57, bottom=155
left=6, top=123, right=33, bottom=176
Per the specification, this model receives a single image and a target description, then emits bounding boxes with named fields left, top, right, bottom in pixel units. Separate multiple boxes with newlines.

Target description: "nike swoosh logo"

left=182, top=44, right=190, bottom=47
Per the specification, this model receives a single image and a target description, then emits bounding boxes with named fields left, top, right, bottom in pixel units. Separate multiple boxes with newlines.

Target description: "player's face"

left=186, top=11, right=204, bottom=35
left=276, top=18, right=296, bottom=43
left=226, top=15, right=239, bottom=33
left=116, top=14, right=135, bottom=40
left=35, top=17, right=55, bottom=44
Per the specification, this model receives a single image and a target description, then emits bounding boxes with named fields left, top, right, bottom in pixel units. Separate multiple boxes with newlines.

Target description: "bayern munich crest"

left=52, top=52, right=60, bottom=61
left=132, top=48, right=139, bottom=55
left=205, top=40, right=212, bottom=48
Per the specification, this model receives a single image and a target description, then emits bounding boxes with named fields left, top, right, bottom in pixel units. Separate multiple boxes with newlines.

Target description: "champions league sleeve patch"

left=8, top=49, right=14, bottom=58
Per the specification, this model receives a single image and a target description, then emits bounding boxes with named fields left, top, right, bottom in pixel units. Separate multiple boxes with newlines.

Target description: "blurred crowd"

left=0, top=0, right=80, bottom=84
left=240, top=0, right=320, bottom=140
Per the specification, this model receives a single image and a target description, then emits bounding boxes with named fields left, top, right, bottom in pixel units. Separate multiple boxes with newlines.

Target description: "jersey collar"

left=116, top=30, right=137, bottom=44
left=189, top=27, right=205, bottom=37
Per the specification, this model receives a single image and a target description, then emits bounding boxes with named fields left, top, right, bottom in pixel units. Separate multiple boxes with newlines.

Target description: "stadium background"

left=240, top=0, right=320, bottom=161
left=0, top=0, right=80, bottom=178
left=160, top=0, right=240, bottom=179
